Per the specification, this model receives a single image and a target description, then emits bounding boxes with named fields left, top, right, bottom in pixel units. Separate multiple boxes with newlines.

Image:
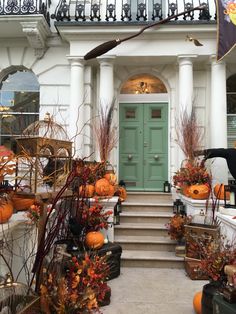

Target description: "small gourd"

left=104, top=173, right=117, bottom=185
left=85, top=231, right=105, bottom=249
left=79, top=184, right=95, bottom=198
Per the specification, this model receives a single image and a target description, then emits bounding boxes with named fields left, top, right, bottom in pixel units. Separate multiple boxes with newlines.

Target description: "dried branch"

left=94, top=99, right=118, bottom=162
left=175, top=108, right=203, bottom=161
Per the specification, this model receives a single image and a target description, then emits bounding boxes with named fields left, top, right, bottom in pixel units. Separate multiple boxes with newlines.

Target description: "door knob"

left=154, top=155, right=159, bottom=160
left=128, top=154, right=133, bottom=160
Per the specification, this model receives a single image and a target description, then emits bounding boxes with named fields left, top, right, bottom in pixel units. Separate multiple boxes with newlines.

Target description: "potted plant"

left=173, top=158, right=211, bottom=199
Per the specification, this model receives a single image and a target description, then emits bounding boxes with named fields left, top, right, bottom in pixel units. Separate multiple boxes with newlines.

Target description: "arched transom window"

left=0, top=69, right=40, bottom=152
left=120, top=74, right=167, bottom=94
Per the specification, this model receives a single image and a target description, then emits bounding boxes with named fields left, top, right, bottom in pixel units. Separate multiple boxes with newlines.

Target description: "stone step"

left=119, top=211, right=173, bottom=224
left=121, top=202, right=173, bottom=213
left=114, top=223, right=168, bottom=237
left=116, top=235, right=176, bottom=252
left=126, top=192, right=172, bottom=203
left=121, top=250, right=184, bottom=268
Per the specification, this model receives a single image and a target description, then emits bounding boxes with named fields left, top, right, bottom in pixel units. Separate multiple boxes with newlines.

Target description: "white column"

left=178, top=56, right=196, bottom=115
left=177, top=55, right=196, bottom=166
left=210, top=56, right=228, bottom=184
left=84, top=65, right=93, bottom=159
left=68, top=56, right=85, bottom=157
left=98, top=56, right=115, bottom=109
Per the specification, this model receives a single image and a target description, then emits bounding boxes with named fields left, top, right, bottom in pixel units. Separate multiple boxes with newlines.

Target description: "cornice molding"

left=20, top=20, right=51, bottom=59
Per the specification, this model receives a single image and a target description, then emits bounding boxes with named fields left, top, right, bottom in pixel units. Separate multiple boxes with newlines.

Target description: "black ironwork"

left=121, top=0, right=131, bottom=21
left=152, top=0, right=163, bottom=21
left=75, top=0, right=86, bottom=21
left=137, top=0, right=147, bottom=21
left=54, top=0, right=70, bottom=21
left=90, top=0, right=101, bottom=21
left=106, top=1, right=116, bottom=21
left=0, top=0, right=49, bottom=22
left=0, top=0, right=216, bottom=24
left=183, top=0, right=194, bottom=20
left=198, top=1, right=211, bottom=21
left=168, top=1, right=178, bottom=19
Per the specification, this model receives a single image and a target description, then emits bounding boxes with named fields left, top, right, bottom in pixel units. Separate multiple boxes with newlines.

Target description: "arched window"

left=0, top=69, right=39, bottom=152
left=120, top=74, right=167, bottom=94
left=227, top=74, right=236, bottom=148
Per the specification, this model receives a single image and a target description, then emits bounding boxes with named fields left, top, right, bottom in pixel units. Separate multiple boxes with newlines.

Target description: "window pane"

left=227, top=116, right=236, bottom=148
left=126, top=109, right=136, bottom=119
left=227, top=94, right=236, bottom=113
left=0, top=70, right=39, bottom=152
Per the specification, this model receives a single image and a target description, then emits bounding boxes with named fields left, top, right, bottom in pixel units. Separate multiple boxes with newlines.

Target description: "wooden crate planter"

left=185, top=223, right=220, bottom=260
left=185, top=257, right=209, bottom=280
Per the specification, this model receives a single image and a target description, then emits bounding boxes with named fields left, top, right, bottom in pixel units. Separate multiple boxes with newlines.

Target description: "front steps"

left=114, top=192, right=184, bottom=268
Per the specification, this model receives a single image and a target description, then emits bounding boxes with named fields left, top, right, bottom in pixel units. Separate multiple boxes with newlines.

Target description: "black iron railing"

left=0, top=0, right=50, bottom=24
left=52, top=0, right=215, bottom=23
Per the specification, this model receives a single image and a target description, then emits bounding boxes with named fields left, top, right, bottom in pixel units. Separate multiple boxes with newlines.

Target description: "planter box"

left=185, top=223, right=220, bottom=260
left=184, top=257, right=209, bottom=280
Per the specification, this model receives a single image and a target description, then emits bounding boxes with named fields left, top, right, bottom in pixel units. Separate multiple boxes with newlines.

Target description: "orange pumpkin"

left=0, top=199, right=13, bottom=224
left=104, top=173, right=117, bottom=185
left=117, top=186, right=127, bottom=202
left=85, top=231, right=104, bottom=249
left=95, top=178, right=111, bottom=196
left=214, top=184, right=230, bottom=200
left=188, top=184, right=210, bottom=200
left=11, top=196, right=35, bottom=211
left=193, top=291, right=202, bottom=314
left=79, top=184, right=95, bottom=198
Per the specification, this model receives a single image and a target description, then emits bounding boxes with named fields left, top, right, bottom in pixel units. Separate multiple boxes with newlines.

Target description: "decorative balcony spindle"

left=152, top=0, right=163, bottom=21
left=137, top=0, right=147, bottom=21
left=90, top=0, right=101, bottom=21
left=121, top=0, right=131, bottom=21
left=168, top=1, right=178, bottom=19
left=106, top=0, right=116, bottom=21
left=198, top=0, right=211, bottom=21
left=54, top=0, right=70, bottom=21
left=75, top=0, right=86, bottom=21
left=183, top=0, right=194, bottom=20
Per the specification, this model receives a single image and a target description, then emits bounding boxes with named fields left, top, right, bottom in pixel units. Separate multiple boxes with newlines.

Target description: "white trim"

left=119, top=93, right=168, bottom=103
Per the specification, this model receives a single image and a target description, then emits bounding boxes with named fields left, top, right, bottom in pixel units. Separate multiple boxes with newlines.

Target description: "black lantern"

left=163, top=181, right=171, bottom=193
left=178, top=200, right=186, bottom=216
left=173, top=199, right=186, bottom=215
left=224, top=184, right=236, bottom=208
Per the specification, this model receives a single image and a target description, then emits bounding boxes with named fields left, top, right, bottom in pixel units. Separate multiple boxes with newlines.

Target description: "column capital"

left=209, top=54, right=226, bottom=66
left=67, top=56, right=85, bottom=65
left=97, top=55, right=116, bottom=65
left=177, top=55, right=198, bottom=65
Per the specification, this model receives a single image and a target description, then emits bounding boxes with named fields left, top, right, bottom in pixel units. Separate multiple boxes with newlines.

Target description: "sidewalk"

left=103, top=267, right=207, bottom=314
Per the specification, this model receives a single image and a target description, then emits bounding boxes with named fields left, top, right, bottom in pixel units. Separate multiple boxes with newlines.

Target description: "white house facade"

left=0, top=0, right=235, bottom=191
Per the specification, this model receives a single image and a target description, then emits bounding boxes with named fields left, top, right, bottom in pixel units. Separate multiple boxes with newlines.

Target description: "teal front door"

left=119, top=103, right=168, bottom=191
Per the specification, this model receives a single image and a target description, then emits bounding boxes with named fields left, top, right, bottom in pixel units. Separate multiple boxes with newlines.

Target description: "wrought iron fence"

left=52, top=0, right=215, bottom=23
left=0, top=0, right=50, bottom=24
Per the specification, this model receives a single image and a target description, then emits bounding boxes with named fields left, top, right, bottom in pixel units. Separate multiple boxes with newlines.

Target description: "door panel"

left=119, top=103, right=168, bottom=190
left=144, top=104, right=168, bottom=190
left=119, top=104, right=143, bottom=188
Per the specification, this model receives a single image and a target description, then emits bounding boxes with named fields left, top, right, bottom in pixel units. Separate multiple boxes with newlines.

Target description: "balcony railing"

left=0, top=0, right=50, bottom=24
left=52, top=0, right=216, bottom=23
